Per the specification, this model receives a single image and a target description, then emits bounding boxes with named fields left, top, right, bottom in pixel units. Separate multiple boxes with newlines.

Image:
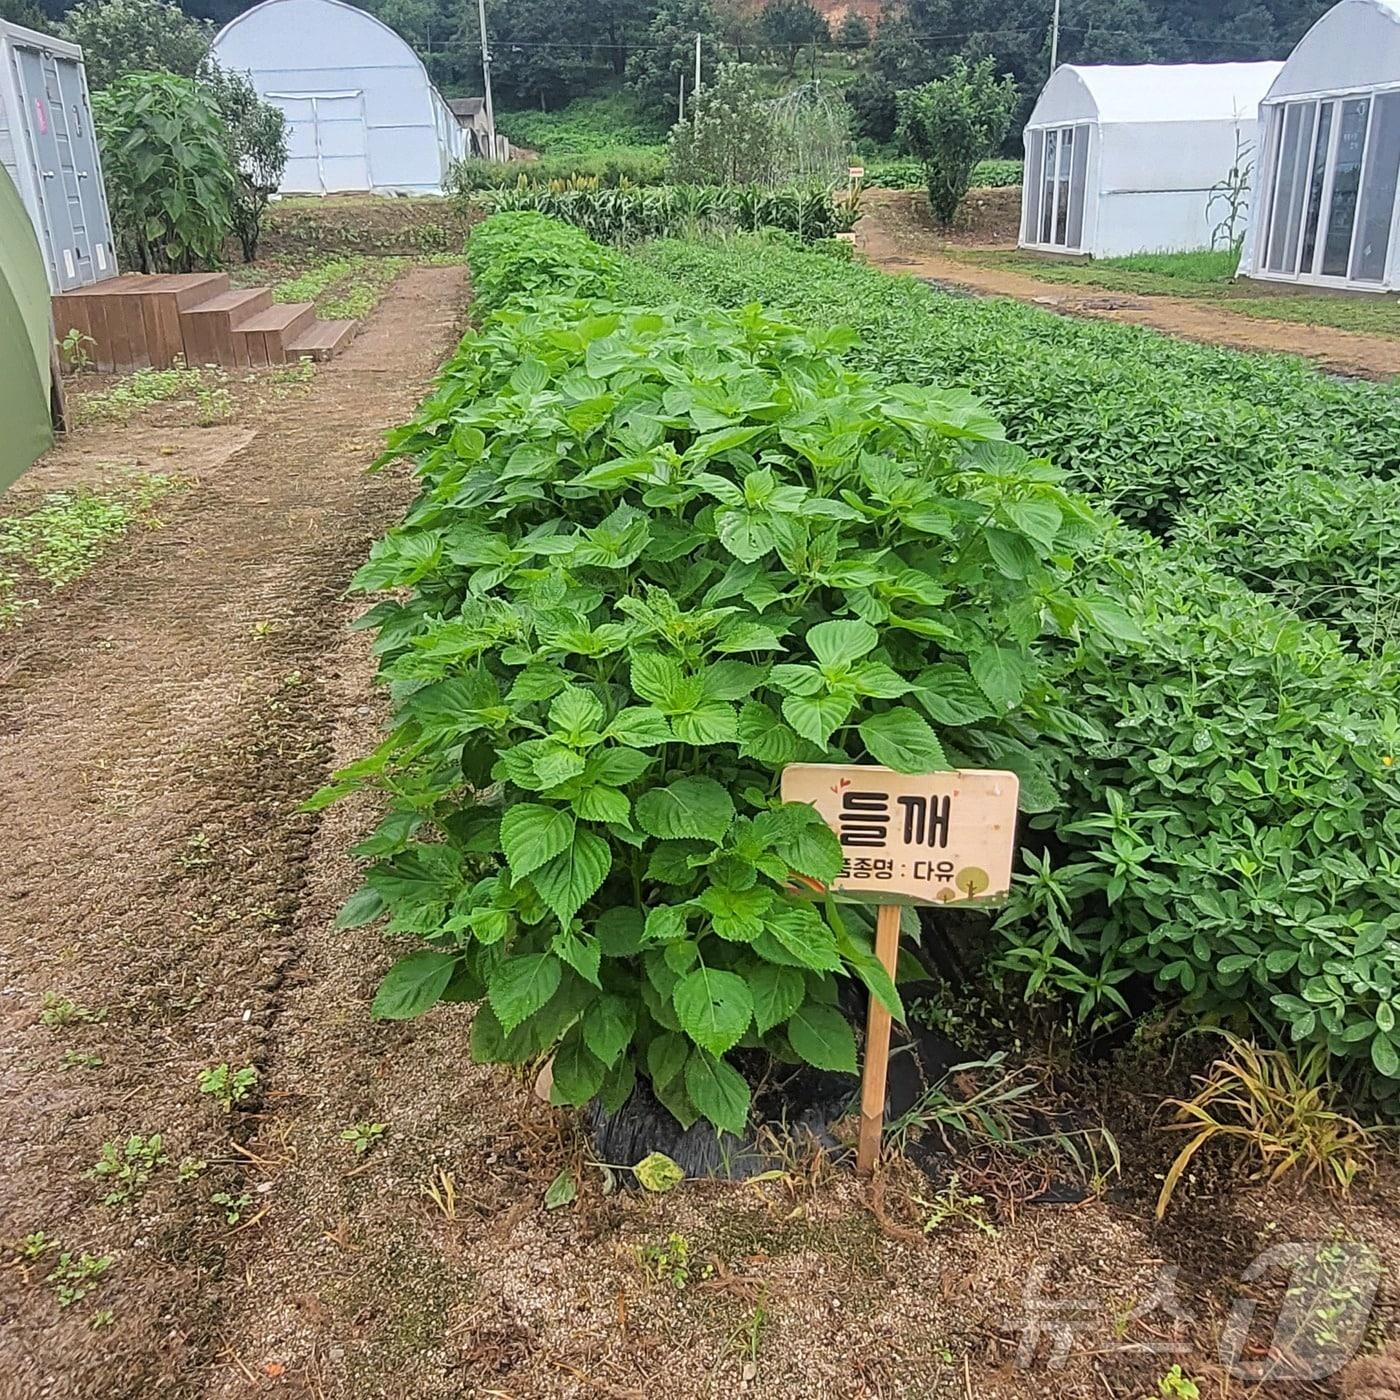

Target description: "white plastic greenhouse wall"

left=1020, top=62, right=1283, bottom=259
left=209, top=0, right=466, bottom=196
left=1241, top=0, right=1400, bottom=292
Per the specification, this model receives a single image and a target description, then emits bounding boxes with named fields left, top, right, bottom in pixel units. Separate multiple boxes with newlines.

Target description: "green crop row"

left=472, top=184, right=855, bottom=245
left=447, top=148, right=670, bottom=195
left=620, top=235, right=1400, bottom=650
left=333, top=213, right=1400, bottom=1121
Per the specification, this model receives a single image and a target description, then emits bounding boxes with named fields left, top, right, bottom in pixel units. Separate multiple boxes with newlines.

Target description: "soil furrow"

left=0, top=265, right=467, bottom=1400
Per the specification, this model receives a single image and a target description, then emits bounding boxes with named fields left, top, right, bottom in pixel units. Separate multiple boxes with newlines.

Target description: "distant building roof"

left=449, top=97, right=485, bottom=119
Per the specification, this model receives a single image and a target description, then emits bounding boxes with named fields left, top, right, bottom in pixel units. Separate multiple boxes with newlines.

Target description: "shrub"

left=94, top=71, right=235, bottom=274
left=473, top=183, right=851, bottom=244
left=668, top=63, right=778, bottom=187
left=897, top=58, right=1018, bottom=225
left=60, top=0, right=210, bottom=91
left=199, top=61, right=288, bottom=263
left=327, top=213, right=1120, bottom=1137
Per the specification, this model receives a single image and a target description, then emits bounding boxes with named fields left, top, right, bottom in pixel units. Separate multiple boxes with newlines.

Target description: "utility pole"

left=476, top=0, right=498, bottom=159
left=678, top=69, right=685, bottom=122
left=695, top=31, right=702, bottom=96
left=1050, top=0, right=1061, bottom=74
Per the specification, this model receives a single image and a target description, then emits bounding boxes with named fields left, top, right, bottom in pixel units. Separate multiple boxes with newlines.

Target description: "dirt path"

left=0, top=264, right=468, bottom=1399
left=858, top=189, right=1400, bottom=381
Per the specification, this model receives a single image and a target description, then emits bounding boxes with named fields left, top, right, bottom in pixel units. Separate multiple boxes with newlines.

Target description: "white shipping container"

left=0, top=18, right=116, bottom=292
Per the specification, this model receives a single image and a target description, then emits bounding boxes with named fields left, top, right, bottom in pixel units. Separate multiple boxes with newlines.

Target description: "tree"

left=844, top=7, right=938, bottom=145
left=836, top=10, right=870, bottom=51
left=461, top=0, right=590, bottom=111
left=93, top=71, right=235, bottom=272
left=758, top=0, right=827, bottom=76
left=667, top=62, right=775, bottom=186
left=198, top=61, right=288, bottom=263
left=591, top=0, right=652, bottom=77
left=712, top=0, right=761, bottom=63
left=0, top=0, right=53, bottom=31
left=898, top=57, right=1018, bottom=225
left=60, top=0, right=212, bottom=91
left=626, top=0, right=720, bottom=123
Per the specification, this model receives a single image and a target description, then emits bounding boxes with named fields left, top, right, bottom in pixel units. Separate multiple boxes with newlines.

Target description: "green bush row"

left=612, top=231, right=1400, bottom=1101
left=325, top=211, right=1126, bottom=1137
left=447, top=148, right=670, bottom=194
left=472, top=184, right=855, bottom=245
left=863, top=156, right=1023, bottom=190
left=620, top=236, right=1400, bottom=650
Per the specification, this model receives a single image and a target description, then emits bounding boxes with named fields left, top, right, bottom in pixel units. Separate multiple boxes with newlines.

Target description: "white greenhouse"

left=1241, top=0, right=1400, bottom=292
left=209, top=0, right=466, bottom=196
left=1020, top=62, right=1283, bottom=258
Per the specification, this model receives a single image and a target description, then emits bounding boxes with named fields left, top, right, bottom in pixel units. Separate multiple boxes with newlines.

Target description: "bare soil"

left=2, top=261, right=1399, bottom=1400
left=858, top=189, right=1400, bottom=380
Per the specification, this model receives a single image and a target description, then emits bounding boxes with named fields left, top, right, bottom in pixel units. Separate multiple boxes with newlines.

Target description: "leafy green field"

left=863, top=156, right=1022, bottom=190
left=622, top=236, right=1400, bottom=543
left=332, top=212, right=1400, bottom=1140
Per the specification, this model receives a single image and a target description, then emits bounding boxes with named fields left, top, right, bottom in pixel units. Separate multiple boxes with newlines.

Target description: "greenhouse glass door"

left=1260, top=89, right=1400, bottom=285
left=1024, top=125, right=1089, bottom=251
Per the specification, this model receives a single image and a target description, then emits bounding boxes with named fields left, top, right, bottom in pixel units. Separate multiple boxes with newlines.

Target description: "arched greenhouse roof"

left=1264, top=0, right=1400, bottom=102
left=211, top=0, right=433, bottom=85
left=1027, top=62, right=1284, bottom=130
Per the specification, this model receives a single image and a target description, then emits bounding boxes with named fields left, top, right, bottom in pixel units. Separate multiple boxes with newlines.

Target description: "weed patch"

left=0, top=476, right=178, bottom=628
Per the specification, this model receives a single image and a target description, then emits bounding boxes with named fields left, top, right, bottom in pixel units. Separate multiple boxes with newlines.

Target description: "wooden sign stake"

left=856, top=902, right=902, bottom=1175
left=780, top=762, right=1020, bottom=1178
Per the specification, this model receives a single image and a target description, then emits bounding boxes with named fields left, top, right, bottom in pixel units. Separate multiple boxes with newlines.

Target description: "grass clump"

left=0, top=476, right=175, bottom=588
left=73, top=365, right=206, bottom=426
left=1156, top=1034, right=1378, bottom=1219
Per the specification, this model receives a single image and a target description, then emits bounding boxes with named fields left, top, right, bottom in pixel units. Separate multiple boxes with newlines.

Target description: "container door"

left=13, top=42, right=80, bottom=289
left=312, top=93, right=370, bottom=193
left=50, top=52, right=114, bottom=282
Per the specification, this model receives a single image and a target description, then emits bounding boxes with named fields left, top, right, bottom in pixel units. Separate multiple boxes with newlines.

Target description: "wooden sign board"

left=780, top=762, right=1021, bottom=1175
left=780, top=764, right=1020, bottom=907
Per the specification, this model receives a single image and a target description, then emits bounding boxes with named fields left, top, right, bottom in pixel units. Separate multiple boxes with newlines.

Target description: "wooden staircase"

left=52, top=272, right=357, bottom=374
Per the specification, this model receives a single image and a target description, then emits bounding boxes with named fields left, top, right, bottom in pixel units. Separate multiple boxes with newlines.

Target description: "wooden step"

left=179, top=288, right=274, bottom=366
left=53, top=272, right=233, bottom=371
left=233, top=302, right=317, bottom=366
left=286, top=318, right=357, bottom=362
